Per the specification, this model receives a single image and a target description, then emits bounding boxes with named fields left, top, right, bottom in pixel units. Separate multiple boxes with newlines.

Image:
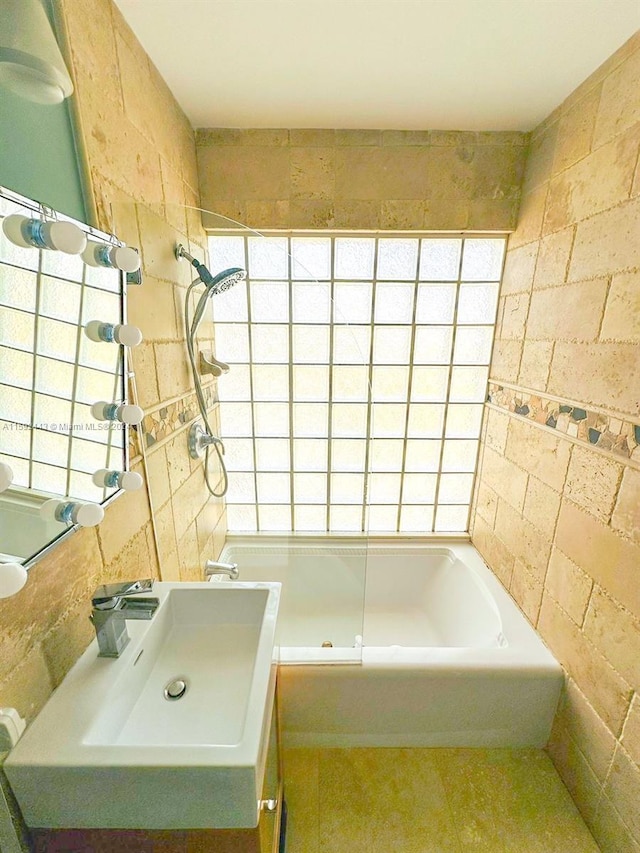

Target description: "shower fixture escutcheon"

left=188, top=422, right=223, bottom=460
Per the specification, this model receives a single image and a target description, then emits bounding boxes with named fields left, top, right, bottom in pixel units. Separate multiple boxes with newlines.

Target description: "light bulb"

left=40, top=498, right=104, bottom=527
left=84, top=321, right=142, bottom=347
left=0, top=462, right=13, bottom=493
left=92, top=469, right=143, bottom=491
left=0, top=563, right=28, bottom=599
left=2, top=214, right=86, bottom=254
left=82, top=242, right=140, bottom=273
left=90, top=401, right=144, bottom=425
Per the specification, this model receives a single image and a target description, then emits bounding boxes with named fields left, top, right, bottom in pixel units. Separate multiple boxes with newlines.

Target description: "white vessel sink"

left=5, top=581, right=281, bottom=830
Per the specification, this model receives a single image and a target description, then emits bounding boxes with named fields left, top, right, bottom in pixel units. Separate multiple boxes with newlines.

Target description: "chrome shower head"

left=175, top=243, right=246, bottom=293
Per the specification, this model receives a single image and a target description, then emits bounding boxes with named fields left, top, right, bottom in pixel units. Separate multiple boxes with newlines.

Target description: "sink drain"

left=164, top=677, right=188, bottom=701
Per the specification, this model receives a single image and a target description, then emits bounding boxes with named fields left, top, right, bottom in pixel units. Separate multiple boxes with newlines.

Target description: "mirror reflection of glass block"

left=254, top=364, right=289, bottom=401
left=68, top=470, right=102, bottom=502
left=407, top=404, right=445, bottom=438
left=250, top=282, right=288, bottom=323
left=78, top=333, right=121, bottom=373
left=370, top=366, right=408, bottom=402
left=292, top=325, right=330, bottom=363
left=294, top=504, right=327, bottom=532
left=40, top=276, right=81, bottom=322
left=335, top=238, right=375, bottom=280
left=0, top=420, right=30, bottom=457
left=438, top=473, right=474, bottom=504
left=83, top=263, right=120, bottom=293
left=37, top=317, right=78, bottom=363
left=0, top=384, right=31, bottom=425
left=41, top=249, right=83, bottom=283
left=0, top=306, right=35, bottom=352
left=257, top=472, right=290, bottom=503
left=248, top=236, right=288, bottom=279
left=333, top=282, right=372, bottom=324
left=332, top=366, right=369, bottom=402
left=369, top=438, right=403, bottom=471
left=377, top=238, right=419, bottom=280
left=405, top=439, right=442, bottom=472
left=293, top=365, right=329, bottom=401
left=374, top=283, right=414, bottom=325
left=32, top=429, right=69, bottom=466
left=1, top=454, right=29, bottom=487
left=255, top=438, right=291, bottom=471
left=457, top=283, right=499, bottom=324
left=32, top=393, right=71, bottom=432
left=291, top=237, right=331, bottom=280
left=292, top=283, right=331, bottom=324
left=400, top=505, right=434, bottom=533
left=370, top=403, right=406, bottom=438
left=253, top=402, right=290, bottom=437
left=442, top=439, right=478, bottom=472
left=209, top=235, right=245, bottom=270
left=76, top=367, right=118, bottom=405
left=366, top=504, right=398, bottom=533
left=329, top=504, right=363, bottom=533
left=330, top=439, right=366, bottom=472
left=0, top=229, right=39, bottom=271
left=225, top=471, right=256, bottom=503
left=419, top=239, right=462, bottom=281
left=31, top=462, right=67, bottom=495
left=71, top=437, right=108, bottom=473
left=414, top=326, right=453, bottom=364
left=410, top=366, right=448, bottom=402
left=82, top=286, right=121, bottom=325
left=403, top=473, right=437, bottom=503
left=212, top=279, right=248, bottom=323
left=453, top=327, right=494, bottom=365
left=0, top=348, right=32, bottom=390
left=330, top=473, right=365, bottom=504
left=373, top=326, right=411, bottom=364
left=435, top=504, right=469, bottom=532
left=445, top=405, right=483, bottom=438
left=333, top=325, right=370, bottom=364
left=294, top=472, right=327, bottom=503
left=293, top=403, right=329, bottom=437
left=73, top=402, right=112, bottom=444
left=461, top=239, right=505, bottom=281
left=258, top=504, right=292, bottom=531
left=331, top=403, right=367, bottom=437
left=220, top=402, right=253, bottom=437
left=214, top=324, right=250, bottom=363
left=250, top=324, right=289, bottom=363
left=293, top=438, right=328, bottom=471
left=449, top=366, right=489, bottom=402
left=368, top=472, right=401, bottom=503
left=0, top=265, right=36, bottom=312
left=226, top=504, right=257, bottom=531
left=224, top=438, right=254, bottom=471
left=415, top=284, right=457, bottom=324
left=219, top=364, right=251, bottom=402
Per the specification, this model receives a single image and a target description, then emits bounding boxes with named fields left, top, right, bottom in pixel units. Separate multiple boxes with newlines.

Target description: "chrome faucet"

left=89, top=579, right=159, bottom=658
left=204, top=560, right=239, bottom=580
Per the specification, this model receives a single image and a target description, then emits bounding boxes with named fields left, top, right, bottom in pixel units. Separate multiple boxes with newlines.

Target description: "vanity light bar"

left=91, top=401, right=144, bottom=426
left=2, top=213, right=86, bottom=254
left=85, top=320, right=143, bottom=347
left=92, top=469, right=143, bottom=491
left=40, top=498, right=104, bottom=528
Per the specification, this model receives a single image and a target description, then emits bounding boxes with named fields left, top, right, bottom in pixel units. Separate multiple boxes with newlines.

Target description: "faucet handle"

left=92, top=578, right=154, bottom=609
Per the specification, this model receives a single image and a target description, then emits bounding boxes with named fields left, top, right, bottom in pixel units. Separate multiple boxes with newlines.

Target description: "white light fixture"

left=91, top=401, right=144, bottom=426
left=2, top=214, right=87, bottom=254
left=0, top=462, right=14, bottom=493
left=84, top=320, right=143, bottom=347
left=0, top=0, right=74, bottom=105
left=0, top=562, right=28, bottom=599
left=82, top=241, right=141, bottom=273
left=92, top=469, right=143, bottom=491
left=40, top=498, right=104, bottom=528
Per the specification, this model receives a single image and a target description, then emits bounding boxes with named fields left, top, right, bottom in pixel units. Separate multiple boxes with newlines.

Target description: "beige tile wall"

left=196, top=128, right=527, bottom=231
left=0, top=0, right=225, bottom=727
left=471, top=31, right=640, bottom=853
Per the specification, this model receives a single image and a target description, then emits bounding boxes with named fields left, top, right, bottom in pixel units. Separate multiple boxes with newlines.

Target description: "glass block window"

left=209, top=234, right=505, bottom=534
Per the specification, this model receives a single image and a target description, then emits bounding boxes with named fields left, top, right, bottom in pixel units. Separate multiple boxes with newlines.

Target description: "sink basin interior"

left=85, top=587, right=269, bottom=748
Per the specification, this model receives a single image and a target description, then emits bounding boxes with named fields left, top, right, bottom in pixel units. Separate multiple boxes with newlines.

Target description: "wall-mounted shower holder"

left=199, top=351, right=230, bottom=377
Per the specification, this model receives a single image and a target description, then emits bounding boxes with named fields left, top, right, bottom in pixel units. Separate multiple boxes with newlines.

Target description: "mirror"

left=0, top=184, right=139, bottom=568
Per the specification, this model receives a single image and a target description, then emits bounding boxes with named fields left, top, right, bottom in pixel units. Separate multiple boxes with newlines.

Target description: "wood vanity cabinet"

left=30, top=694, right=284, bottom=853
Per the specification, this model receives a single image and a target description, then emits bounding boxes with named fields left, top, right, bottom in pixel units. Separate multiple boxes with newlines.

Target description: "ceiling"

left=114, top=0, right=640, bottom=131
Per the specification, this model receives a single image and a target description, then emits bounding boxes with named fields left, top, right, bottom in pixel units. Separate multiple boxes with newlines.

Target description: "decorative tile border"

left=487, top=383, right=640, bottom=464
left=130, top=386, right=218, bottom=456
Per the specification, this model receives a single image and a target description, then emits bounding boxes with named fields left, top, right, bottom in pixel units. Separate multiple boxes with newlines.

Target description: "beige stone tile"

left=171, top=467, right=210, bottom=542
left=522, top=122, right=559, bottom=194
left=165, top=430, right=193, bottom=494
left=532, top=227, right=574, bottom=289
left=473, top=144, right=526, bottom=201
left=114, top=31, right=157, bottom=148
left=97, top=485, right=151, bottom=565
left=244, top=200, right=290, bottom=229
left=154, top=341, right=193, bottom=399
left=477, top=445, right=528, bottom=512
left=472, top=516, right=515, bottom=589
left=177, top=522, right=201, bottom=582
left=591, top=791, right=640, bottom=853
left=468, top=196, right=520, bottom=231
left=497, top=292, right=529, bottom=340
left=335, top=129, right=381, bottom=146
left=62, top=0, right=122, bottom=110
left=425, top=199, right=471, bottom=230
left=130, top=342, right=160, bottom=411
left=501, top=242, right=538, bottom=295
left=538, top=594, right=632, bottom=734
left=555, top=500, right=640, bottom=620
left=523, top=476, right=561, bottom=539
left=282, top=749, right=319, bottom=853
left=290, top=148, right=334, bottom=200
left=201, top=201, right=247, bottom=230
left=546, top=548, right=593, bottom=626
left=600, top=270, right=640, bottom=342
left=289, top=129, right=335, bottom=147
left=98, top=521, right=157, bottom=585
left=611, top=467, right=640, bottom=544
left=546, top=728, right=603, bottom=830
left=621, top=693, right=640, bottom=767
left=485, top=406, right=510, bottom=454
left=128, top=275, right=179, bottom=344
left=154, top=500, right=178, bottom=570
left=42, top=598, right=94, bottom=688
left=554, top=678, right=617, bottom=782
left=548, top=341, right=640, bottom=416
left=160, top=159, right=188, bottom=236
left=0, top=644, right=53, bottom=722
left=489, top=339, right=523, bottom=384
left=527, top=278, right=608, bottom=343
left=144, top=443, right=171, bottom=510
left=381, top=130, right=432, bottom=146
left=510, top=558, right=543, bottom=624
left=379, top=200, right=426, bottom=229
left=495, top=499, right=551, bottom=580
left=593, top=44, right=640, bottom=147
left=197, top=146, right=290, bottom=202
left=334, top=147, right=431, bottom=201
left=553, top=84, right=602, bottom=174
left=289, top=200, right=335, bottom=228
left=518, top=340, right=554, bottom=390
left=564, top=444, right=623, bottom=522
left=508, top=184, right=548, bottom=249
left=583, top=586, right=640, bottom=690
left=505, top=417, right=571, bottom=491
left=475, top=480, right=499, bottom=527
left=569, top=197, right=640, bottom=281
left=195, top=499, right=225, bottom=557
left=602, top=743, right=640, bottom=840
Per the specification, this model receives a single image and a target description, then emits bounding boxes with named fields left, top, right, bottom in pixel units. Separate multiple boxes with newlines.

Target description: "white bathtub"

left=219, top=537, right=563, bottom=748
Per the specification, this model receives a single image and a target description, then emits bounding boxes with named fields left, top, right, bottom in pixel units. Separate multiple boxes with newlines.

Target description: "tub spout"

left=204, top=560, right=239, bottom=580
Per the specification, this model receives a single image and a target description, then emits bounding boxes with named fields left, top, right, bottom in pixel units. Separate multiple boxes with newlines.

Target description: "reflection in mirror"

left=0, top=185, right=141, bottom=571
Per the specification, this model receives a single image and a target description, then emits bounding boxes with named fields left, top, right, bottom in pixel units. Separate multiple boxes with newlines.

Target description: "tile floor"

left=282, top=748, right=600, bottom=852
